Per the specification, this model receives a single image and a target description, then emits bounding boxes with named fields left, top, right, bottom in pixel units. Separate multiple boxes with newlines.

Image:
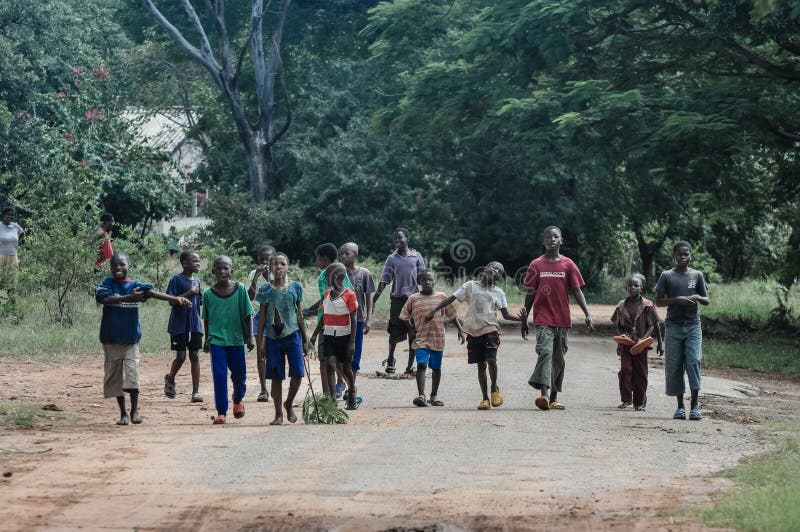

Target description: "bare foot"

left=284, top=401, right=297, bottom=423
left=116, top=415, right=130, bottom=426
left=270, top=414, right=283, bottom=426
left=130, top=411, right=143, bottom=424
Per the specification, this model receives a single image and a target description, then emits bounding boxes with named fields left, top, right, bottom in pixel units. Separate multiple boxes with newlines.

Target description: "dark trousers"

left=618, top=346, right=648, bottom=406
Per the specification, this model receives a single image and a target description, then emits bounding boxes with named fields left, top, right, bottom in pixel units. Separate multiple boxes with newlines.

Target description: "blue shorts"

left=415, top=348, right=443, bottom=371
left=266, top=329, right=305, bottom=380
left=352, top=321, right=365, bottom=372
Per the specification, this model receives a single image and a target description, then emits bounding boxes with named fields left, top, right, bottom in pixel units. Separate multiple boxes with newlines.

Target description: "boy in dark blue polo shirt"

left=96, top=253, right=191, bottom=425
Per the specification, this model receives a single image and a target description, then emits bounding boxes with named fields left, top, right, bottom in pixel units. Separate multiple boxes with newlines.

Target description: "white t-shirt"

left=453, top=280, right=508, bottom=336
left=0, top=222, right=23, bottom=256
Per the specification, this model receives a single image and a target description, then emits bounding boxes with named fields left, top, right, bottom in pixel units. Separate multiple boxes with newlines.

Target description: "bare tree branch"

left=141, top=0, right=218, bottom=76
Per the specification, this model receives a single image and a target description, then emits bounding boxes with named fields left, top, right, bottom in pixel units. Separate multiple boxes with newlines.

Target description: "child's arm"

left=203, top=320, right=210, bottom=352
left=402, top=318, right=416, bottom=345
left=655, top=291, right=697, bottom=307
left=347, top=309, right=357, bottom=356
left=256, top=304, right=267, bottom=358
left=309, top=316, right=323, bottom=346
left=688, top=294, right=710, bottom=306
left=451, top=317, right=465, bottom=344
left=372, top=281, right=388, bottom=304
left=97, top=289, right=147, bottom=305
left=364, top=290, right=374, bottom=335
left=499, top=307, right=523, bottom=322
left=244, top=314, right=255, bottom=351
left=569, top=287, right=594, bottom=331
left=519, top=291, right=535, bottom=339
left=145, top=290, right=192, bottom=307
left=303, top=299, right=321, bottom=317
left=176, top=283, right=200, bottom=301
left=423, top=295, right=457, bottom=322
left=296, top=301, right=309, bottom=355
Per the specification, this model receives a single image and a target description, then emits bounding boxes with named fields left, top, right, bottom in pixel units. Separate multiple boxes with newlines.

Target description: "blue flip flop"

left=689, top=409, right=703, bottom=420
left=673, top=408, right=686, bottom=419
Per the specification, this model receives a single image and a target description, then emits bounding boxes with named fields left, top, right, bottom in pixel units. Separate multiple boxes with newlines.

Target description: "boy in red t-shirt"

left=310, top=263, right=360, bottom=410
left=519, top=226, right=594, bottom=410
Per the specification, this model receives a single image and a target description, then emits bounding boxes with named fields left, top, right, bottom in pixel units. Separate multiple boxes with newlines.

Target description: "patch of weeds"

left=302, top=393, right=348, bottom=424
left=704, top=337, right=800, bottom=377
left=0, top=402, right=71, bottom=428
left=702, top=421, right=800, bottom=531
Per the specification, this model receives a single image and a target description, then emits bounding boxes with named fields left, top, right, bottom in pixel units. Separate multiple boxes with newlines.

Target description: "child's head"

left=626, top=273, right=646, bottom=297
left=179, top=251, right=201, bottom=273
left=326, top=263, right=347, bottom=290
left=542, top=226, right=562, bottom=252
left=109, top=253, right=130, bottom=280
left=315, top=243, right=338, bottom=269
left=270, top=252, right=290, bottom=279
left=393, top=227, right=410, bottom=252
left=212, top=255, right=233, bottom=282
left=418, top=269, right=436, bottom=294
left=672, top=241, right=692, bottom=267
left=2, top=206, right=15, bottom=224
left=339, top=242, right=359, bottom=268
left=257, top=245, right=275, bottom=266
left=482, top=261, right=505, bottom=283
left=100, top=212, right=114, bottom=231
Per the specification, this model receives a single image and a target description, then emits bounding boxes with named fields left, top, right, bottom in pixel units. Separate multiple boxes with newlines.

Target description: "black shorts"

left=387, top=296, right=409, bottom=343
left=170, top=333, right=203, bottom=352
left=467, top=332, right=500, bottom=364
left=323, top=334, right=353, bottom=365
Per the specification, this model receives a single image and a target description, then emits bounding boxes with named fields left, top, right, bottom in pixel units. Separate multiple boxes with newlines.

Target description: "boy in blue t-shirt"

left=96, top=253, right=191, bottom=426
left=163, top=251, right=204, bottom=403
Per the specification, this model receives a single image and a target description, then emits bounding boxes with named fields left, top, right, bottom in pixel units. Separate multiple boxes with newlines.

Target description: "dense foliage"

left=1, top=0, right=798, bottom=295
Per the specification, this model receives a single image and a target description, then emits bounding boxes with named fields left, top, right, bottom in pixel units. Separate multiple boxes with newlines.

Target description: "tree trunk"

left=634, top=225, right=660, bottom=291
left=778, top=218, right=800, bottom=288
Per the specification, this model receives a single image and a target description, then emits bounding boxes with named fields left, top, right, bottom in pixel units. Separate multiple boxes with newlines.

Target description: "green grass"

left=704, top=280, right=800, bottom=330
left=702, top=422, right=800, bottom=531
left=704, top=337, right=800, bottom=377
left=0, top=402, right=72, bottom=427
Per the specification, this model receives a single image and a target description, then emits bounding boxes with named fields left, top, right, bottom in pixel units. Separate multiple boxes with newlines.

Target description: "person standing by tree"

left=94, top=212, right=114, bottom=272
left=373, top=228, right=426, bottom=375
left=0, top=206, right=25, bottom=272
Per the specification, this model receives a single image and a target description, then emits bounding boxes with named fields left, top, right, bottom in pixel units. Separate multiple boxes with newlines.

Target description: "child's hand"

left=129, top=288, right=147, bottom=302
left=457, top=329, right=465, bottom=344
left=177, top=297, right=192, bottom=307
left=657, top=345, right=665, bottom=357
left=257, top=343, right=265, bottom=358
left=520, top=322, right=529, bottom=340
left=364, top=320, right=370, bottom=335
left=678, top=296, right=698, bottom=306
left=246, top=337, right=255, bottom=351
left=585, top=315, right=594, bottom=331
left=203, top=342, right=210, bottom=353
left=189, top=284, right=200, bottom=295
left=517, top=308, right=528, bottom=322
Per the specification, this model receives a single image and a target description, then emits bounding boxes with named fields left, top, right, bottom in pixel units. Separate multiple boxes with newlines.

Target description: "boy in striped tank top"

left=310, top=263, right=360, bottom=410
left=400, top=270, right=464, bottom=407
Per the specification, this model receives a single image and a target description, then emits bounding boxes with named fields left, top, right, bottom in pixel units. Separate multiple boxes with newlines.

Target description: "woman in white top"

left=0, top=206, right=25, bottom=268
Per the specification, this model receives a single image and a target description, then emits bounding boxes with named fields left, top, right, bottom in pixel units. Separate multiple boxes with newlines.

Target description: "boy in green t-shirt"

left=202, top=256, right=255, bottom=425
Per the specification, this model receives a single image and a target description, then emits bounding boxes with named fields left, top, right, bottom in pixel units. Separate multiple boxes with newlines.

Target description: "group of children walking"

left=96, top=226, right=709, bottom=426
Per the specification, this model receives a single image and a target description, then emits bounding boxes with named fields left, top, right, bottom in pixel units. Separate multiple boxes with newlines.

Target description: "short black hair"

left=110, top=252, right=129, bottom=264
left=2, top=206, right=15, bottom=216
left=629, top=273, right=646, bottom=287
left=271, top=252, right=290, bottom=264
left=542, top=226, right=561, bottom=238
left=258, top=245, right=276, bottom=256
left=418, top=269, right=435, bottom=280
left=179, top=250, right=197, bottom=264
left=673, top=241, right=692, bottom=253
left=100, top=212, right=114, bottom=222
left=315, top=243, right=338, bottom=262
left=394, top=227, right=410, bottom=239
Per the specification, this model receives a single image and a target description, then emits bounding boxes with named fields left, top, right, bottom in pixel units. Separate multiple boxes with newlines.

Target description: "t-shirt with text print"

left=523, top=255, right=585, bottom=328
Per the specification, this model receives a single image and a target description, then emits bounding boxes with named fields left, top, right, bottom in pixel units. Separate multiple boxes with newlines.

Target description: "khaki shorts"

left=103, top=343, right=140, bottom=398
left=0, top=254, right=19, bottom=267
